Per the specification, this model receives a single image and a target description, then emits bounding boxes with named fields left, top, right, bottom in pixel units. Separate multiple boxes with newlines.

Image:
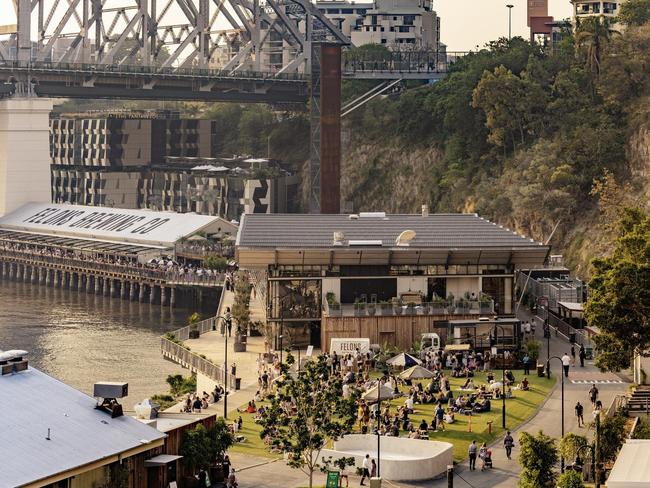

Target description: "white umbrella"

left=489, top=381, right=503, bottom=390
left=362, top=384, right=394, bottom=403
left=386, top=353, right=421, bottom=368
left=187, top=234, right=208, bottom=242
left=399, top=365, right=434, bottom=380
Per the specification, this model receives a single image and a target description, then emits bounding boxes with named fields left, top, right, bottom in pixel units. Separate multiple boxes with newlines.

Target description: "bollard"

left=468, top=413, right=472, bottom=432
left=487, top=420, right=493, bottom=434
left=447, top=465, right=454, bottom=488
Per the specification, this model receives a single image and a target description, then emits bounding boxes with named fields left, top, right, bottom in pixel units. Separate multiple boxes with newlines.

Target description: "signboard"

left=330, top=338, right=370, bottom=355
left=0, top=202, right=221, bottom=247
left=305, top=345, right=314, bottom=357
left=326, top=471, right=340, bottom=488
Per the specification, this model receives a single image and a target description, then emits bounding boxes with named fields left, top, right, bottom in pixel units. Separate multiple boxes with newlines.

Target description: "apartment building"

left=572, top=0, right=627, bottom=25
left=49, top=112, right=299, bottom=218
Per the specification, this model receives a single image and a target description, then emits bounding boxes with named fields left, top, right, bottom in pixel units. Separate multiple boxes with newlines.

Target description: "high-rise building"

left=571, top=1, right=627, bottom=25
left=49, top=112, right=299, bottom=218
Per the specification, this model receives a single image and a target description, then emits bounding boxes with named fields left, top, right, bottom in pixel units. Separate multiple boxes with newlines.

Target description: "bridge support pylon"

left=0, top=97, right=53, bottom=216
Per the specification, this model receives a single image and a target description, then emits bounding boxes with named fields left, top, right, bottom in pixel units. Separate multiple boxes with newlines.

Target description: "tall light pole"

left=507, top=4, right=514, bottom=40
left=493, top=325, right=507, bottom=429
left=547, top=356, right=565, bottom=472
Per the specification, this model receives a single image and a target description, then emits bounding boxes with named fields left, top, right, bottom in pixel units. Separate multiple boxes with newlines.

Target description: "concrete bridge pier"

left=170, top=287, right=176, bottom=308
left=39, top=267, right=46, bottom=285
left=110, top=279, right=116, bottom=298
left=9, top=263, right=16, bottom=279
left=121, top=281, right=128, bottom=300
left=160, top=286, right=168, bottom=306
left=45, top=268, right=51, bottom=286
left=139, top=283, right=147, bottom=303
left=150, top=285, right=159, bottom=304
left=31, top=266, right=37, bottom=283
left=23, top=265, right=30, bottom=283
left=130, top=283, right=137, bottom=301
left=95, top=276, right=102, bottom=294
left=1, top=262, right=6, bottom=278
left=56, top=270, right=62, bottom=287
left=86, top=275, right=94, bottom=293
left=104, top=278, right=110, bottom=296
left=15, top=263, right=22, bottom=281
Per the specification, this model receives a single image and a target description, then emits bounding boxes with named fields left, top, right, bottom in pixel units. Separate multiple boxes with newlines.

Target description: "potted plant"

left=379, top=300, right=392, bottom=315
left=354, top=298, right=366, bottom=316
left=405, top=301, right=416, bottom=315
left=326, top=292, right=342, bottom=317
left=446, top=293, right=455, bottom=314
left=479, top=293, right=494, bottom=314
left=456, top=297, right=470, bottom=314
left=208, top=418, right=235, bottom=483
left=188, top=312, right=202, bottom=339
left=392, top=297, right=403, bottom=315
left=431, top=296, right=446, bottom=314
left=180, top=424, right=213, bottom=488
left=367, top=302, right=376, bottom=316
left=421, top=302, right=431, bottom=315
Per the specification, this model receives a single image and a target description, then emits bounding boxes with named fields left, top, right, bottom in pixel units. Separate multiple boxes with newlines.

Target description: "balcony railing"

left=324, top=299, right=494, bottom=318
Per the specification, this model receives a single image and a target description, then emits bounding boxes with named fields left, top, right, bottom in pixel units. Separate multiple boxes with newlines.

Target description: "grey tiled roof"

left=237, top=213, right=545, bottom=250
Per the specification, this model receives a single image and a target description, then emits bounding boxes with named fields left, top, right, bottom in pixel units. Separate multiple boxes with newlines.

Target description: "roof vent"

left=333, top=231, right=345, bottom=246
left=359, top=212, right=386, bottom=219
left=349, top=214, right=359, bottom=220
left=395, top=230, right=417, bottom=247
left=94, top=382, right=128, bottom=418
left=0, top=350, right=29, bottom=376
left=349, top=240, right=383, bottom=246
left=421, top=205, right=429, bottom=217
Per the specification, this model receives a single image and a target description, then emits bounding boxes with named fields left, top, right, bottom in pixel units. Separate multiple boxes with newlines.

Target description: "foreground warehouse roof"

left=236, top=212, right=550, bottom=268
left=0, top=366, right=165, bottom=487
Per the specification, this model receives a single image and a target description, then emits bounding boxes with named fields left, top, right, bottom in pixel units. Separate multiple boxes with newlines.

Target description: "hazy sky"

left=0, top=0, right=574, bottom=51
left=436, top=0, right=574, bottom=51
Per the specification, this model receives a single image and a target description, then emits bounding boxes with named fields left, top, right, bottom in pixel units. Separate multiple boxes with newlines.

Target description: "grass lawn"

left=229, top=369, right=556, bottom=462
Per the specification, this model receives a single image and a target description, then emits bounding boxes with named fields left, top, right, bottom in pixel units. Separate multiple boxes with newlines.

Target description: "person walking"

left=522, top=353, right=531, bottom=376
left=561, top=352, right=571, bottom=378
left=571, top=345, right=576, bottom=367
left=589, top=384, right=599, bottom=407
left=575, top=401, right=585, bottom=427
left=479, top=442, right=489, bottom=471
left=370, top=459, right=377, bottom=478
left=435, top=404, right=446, bottom=431
left=504, top=431, right=514, bottom=460
left=579, top=345, right=586, bottom=367
left=360, top=454, right=371, bottom=486
left=468, top=441, right=478, bottom=470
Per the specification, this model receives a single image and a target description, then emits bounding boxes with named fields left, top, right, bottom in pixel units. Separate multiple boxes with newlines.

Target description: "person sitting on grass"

left=461, top=378, right=475, bottom=390
left=474, top=398, right=491, bottom=413
left=408, top=427, right=421, bottom=439
left=419, top=419, right=429, bottom=431
left=444, top=409, right=455, bottom=423
left=505, top=370, right=516, bottom=385
left=519, top=377, right=530, bottom=391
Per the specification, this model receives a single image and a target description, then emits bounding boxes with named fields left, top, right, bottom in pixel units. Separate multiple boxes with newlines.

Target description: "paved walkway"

left=227, top=308, right=631, bottom=488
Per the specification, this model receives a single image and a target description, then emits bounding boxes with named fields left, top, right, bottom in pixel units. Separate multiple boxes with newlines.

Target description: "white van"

left=420, top=333, right=441, bottom=353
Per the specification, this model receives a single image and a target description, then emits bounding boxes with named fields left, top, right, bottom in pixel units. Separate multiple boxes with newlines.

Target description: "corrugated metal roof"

left=0, top=367, right=166, bottom=487
left=237, top=213, right=545, bottom=250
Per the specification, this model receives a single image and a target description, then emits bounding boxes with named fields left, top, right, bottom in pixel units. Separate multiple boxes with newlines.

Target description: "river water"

left=0, top=279, right=189, bottom=404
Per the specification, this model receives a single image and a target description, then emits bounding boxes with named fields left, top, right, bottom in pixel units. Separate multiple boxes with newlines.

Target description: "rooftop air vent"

left=0, top=350, right=29, bottom=376
left=333, top=231, right=345, bottom=246
left=421, top=205, right=429, bottom=217
left=94, top=382, right=128, bottom=418
left=358, top=212, right=386, bottom=219
left=349, top=214, right=359, bottom=220
left=395, top=230, right=417, bottom=247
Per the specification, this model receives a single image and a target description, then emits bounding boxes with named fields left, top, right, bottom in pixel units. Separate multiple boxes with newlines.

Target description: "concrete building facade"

left=571, top=0, right=627, bottom=24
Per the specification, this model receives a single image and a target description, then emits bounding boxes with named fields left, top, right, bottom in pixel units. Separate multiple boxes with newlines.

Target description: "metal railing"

left=160, top=336, right=236, bottom=389
left=0, top=249, right=224, bottom=286
left=342, top=50, right=469, bottom=74
left=324, top=299, right=494, bottom=317
left=0, top=60, right=307, bottom=82
left=171, top=316, right=221, bottom=341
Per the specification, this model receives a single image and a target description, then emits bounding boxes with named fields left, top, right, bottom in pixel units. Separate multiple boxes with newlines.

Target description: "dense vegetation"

left=341, top=20, right=650, bottom=273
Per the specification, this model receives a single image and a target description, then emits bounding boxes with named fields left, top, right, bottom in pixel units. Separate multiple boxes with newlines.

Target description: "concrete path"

left=227, top=308, right=631, bottom=488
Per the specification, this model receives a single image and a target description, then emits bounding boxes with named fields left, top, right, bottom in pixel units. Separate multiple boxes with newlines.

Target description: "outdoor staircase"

left=627, top=385, right=650, bottom=414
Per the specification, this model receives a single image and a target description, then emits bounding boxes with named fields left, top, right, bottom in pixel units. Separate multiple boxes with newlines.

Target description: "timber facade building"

left=236, top=211, right=550, bottom=350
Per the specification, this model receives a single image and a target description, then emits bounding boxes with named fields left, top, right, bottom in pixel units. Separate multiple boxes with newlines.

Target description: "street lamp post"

left=576, top=444, right=596, bottom=486
left=211, top=315, right=230, bottom=419
left=493, top=324, right=507, bottom=429
left=543, top=305, right=551, bottom=379
left=507, top=4, right=514, bottom=40
left=547, top=355, right=565, bottom=472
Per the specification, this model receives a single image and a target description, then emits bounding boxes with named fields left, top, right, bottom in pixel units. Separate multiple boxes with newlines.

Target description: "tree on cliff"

left=585, top=207, right=650, bottom=371
left=618, top=0, right=650, bottom=27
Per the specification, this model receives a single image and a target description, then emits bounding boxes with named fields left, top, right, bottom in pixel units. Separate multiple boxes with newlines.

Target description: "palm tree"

left=575, top=16, right=619, bottom=77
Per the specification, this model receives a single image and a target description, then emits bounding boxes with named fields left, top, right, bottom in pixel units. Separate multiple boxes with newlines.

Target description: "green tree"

left=596, top=409, right=628, bottom=462
left=557, top=470, right=585, bottom=488
left=518, top=430, right=558, bottom=488
left=209, top=417, right=235, bottom=462
left=618, top=0, right=650, bottom=26
left=204, top=255, right=228, bottom=271
left=180, top=424, right=213, bottom=475
left=575, top=17, right=618, bottom=77
left=585, top=207, right=650, bottom=371
left=231, top=272, right=252, bottom=329
left=258, top=354, right=360, bottom=488
left=559, top=433, right=589, bottom=463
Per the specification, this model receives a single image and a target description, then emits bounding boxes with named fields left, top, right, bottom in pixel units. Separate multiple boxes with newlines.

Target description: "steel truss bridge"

left=0, top=0, right=463, bottom=211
